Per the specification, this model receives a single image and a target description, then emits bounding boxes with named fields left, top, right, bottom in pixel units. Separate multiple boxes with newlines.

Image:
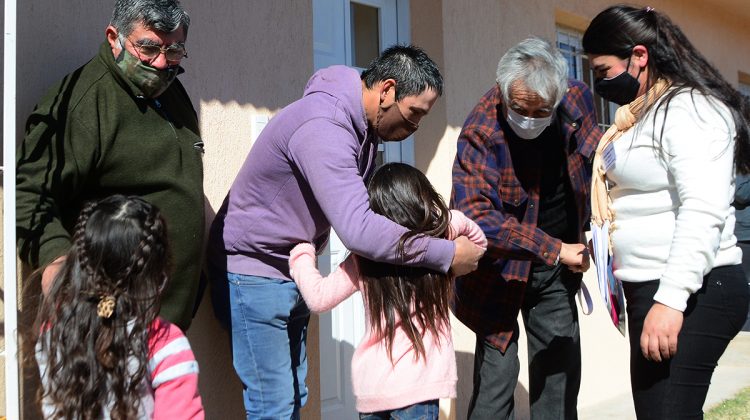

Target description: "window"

left=351, top=3, right=380, bottom=68
left=557, top=26, right=615, bottom=129
left=557, top=28, right=583, bottom=81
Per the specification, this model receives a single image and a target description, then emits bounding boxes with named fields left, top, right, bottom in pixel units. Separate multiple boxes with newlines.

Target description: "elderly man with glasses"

left=17, top=0, right=204, bottom=332
left=451, top=37, right=602, bottom=420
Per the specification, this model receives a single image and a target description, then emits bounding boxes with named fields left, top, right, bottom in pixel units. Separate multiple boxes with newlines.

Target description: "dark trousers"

left=738, top=241, right=750, bottom=331
left=623, top=265, right=749, bottom=420
left=468, top=264, right=582, bottom=420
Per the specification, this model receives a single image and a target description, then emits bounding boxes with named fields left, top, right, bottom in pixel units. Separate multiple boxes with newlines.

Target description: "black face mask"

left=594, top=60, right=641, bottom=106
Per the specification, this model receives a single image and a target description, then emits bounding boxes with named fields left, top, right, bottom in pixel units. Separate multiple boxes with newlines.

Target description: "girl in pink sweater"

left=289, top=163, right=486, bottom=419
left=31, top=195, right=204, bottom=419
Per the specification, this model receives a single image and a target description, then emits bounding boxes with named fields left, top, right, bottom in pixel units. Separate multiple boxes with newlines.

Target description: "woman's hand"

left=640, top=302, right=684, bottom=362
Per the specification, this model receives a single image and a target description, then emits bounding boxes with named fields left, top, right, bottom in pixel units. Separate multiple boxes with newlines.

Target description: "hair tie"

left=644, top=6, right=655, bottom=12
left=97, top=295, right=117, bottom=318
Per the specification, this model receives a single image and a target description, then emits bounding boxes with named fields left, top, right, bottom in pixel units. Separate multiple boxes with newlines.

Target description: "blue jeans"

left=227, top=273, right=310, bottom=419
left=359, top=400, right=440, bottom=420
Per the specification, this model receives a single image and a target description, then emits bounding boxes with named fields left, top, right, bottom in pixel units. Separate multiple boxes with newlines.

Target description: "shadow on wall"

left=12, top=1, right=314, bottom=149
left=13, top=2, right=112, bottom=149
left=178, top=0, right=314, bottom=113
left=187, top=199, right=246, bottom=418
left=186, top=290, right=245, bottom=419
left=454, top=351, right=530, bottom=420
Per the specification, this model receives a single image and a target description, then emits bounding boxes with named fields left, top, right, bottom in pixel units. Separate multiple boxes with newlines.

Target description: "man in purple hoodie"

left=208, top=45, right=485, bottom=419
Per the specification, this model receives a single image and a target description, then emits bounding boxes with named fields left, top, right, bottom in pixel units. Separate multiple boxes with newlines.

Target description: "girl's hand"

left=640, top=302, right=683, bottom=362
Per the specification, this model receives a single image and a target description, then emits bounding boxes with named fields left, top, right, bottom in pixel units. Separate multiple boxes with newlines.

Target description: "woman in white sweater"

left=582, top=5, right=750, bottom=419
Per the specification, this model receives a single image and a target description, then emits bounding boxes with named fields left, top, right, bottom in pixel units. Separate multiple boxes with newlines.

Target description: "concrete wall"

left=2, top=0, right=749, bottom=418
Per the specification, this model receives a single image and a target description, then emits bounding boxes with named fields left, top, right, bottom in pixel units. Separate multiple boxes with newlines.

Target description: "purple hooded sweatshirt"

left=209, top=65, right=455, bottom=280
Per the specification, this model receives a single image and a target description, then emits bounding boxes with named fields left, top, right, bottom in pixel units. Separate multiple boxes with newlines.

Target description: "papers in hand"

left=591, top=220, right=626, bottom=336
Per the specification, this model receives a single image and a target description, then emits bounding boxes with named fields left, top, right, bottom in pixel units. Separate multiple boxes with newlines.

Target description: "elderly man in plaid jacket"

left=452, top=37, right=602, bottom=420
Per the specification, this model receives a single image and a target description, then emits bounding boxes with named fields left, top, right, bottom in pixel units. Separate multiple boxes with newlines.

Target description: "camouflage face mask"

left=115, top=46, right=178, bottom=98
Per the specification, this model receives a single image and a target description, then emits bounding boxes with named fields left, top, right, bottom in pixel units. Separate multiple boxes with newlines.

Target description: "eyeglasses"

left=128, top=38, right=187, bottom=62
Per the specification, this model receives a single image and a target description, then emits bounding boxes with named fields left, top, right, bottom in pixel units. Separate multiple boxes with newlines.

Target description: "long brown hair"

left=32, top=195, right=170, bottom=419
left=357, top=162, right=451, bottom=362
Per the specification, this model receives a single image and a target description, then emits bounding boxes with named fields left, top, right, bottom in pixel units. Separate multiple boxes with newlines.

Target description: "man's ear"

left=378, top=79, right=397, bottom=107
left=106, top=25, right=122, bottom=58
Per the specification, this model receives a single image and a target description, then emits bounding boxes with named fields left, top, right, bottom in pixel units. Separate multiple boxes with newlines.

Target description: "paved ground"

left=581, top=331, right=750, bottom=419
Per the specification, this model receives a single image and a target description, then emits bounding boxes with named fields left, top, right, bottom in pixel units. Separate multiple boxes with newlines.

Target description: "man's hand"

left=641, top=302, right=683, bottom=362
left=560, top=242, right=590, bottom=273
left=451, top=236, right=485, bottom=276
left=42, top=256, right=66, bottom=296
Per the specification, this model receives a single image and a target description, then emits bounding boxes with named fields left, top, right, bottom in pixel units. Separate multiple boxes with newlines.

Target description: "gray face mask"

left=115, top=44, right=178, bottom=98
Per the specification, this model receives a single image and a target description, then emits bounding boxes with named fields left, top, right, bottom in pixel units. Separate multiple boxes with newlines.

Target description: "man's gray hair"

left=496, top=37, right=568, bottom=107
left=111, top=0, right=190, bottom=37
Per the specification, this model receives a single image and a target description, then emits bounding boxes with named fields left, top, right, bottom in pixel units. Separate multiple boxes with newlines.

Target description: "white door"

left=313, top=1, right=410, bottom=418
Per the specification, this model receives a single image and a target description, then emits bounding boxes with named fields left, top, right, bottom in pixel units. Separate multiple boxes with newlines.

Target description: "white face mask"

left=506, top=107, right=553, bottom=140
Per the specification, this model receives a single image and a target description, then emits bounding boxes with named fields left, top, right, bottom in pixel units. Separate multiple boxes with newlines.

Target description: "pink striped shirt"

left=37, top=317, right=204, bottom=419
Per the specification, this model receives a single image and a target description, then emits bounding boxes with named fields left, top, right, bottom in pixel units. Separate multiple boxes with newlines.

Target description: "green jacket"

left=17, top=42, right=205, bottom=330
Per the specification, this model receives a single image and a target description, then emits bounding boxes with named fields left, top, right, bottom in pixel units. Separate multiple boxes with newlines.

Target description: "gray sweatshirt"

left=209, top=65, right=454, bottom=280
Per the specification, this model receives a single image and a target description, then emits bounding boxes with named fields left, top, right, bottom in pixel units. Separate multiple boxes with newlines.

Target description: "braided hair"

left=33, top=195, right=170, bottom=419
left=582, top=5, right=750, bottom=174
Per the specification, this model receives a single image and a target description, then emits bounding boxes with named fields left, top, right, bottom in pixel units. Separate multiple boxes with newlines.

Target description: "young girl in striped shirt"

left=32, top=195, right=204, bottom=419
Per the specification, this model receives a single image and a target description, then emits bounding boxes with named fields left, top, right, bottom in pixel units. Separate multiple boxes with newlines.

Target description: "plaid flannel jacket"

left=451, top=80, right=602, bottom=352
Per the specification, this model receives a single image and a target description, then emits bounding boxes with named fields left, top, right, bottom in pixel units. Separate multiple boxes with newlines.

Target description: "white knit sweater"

left=608, top=88, right=742, bottom=311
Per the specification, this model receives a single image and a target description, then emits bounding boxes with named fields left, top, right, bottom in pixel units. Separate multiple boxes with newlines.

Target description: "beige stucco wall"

left=2, top=0, right=749, bottom=418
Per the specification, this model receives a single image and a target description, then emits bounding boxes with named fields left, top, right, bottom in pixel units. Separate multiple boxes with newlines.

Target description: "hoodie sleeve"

left=287, top=121, right=455, bottom=273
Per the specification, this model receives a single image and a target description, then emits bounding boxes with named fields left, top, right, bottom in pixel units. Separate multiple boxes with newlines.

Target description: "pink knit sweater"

left=289, top=210, right=486, bottom=412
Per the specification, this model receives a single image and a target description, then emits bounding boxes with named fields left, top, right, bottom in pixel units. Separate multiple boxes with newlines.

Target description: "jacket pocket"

left=499, top=177, right=528, bottom=210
